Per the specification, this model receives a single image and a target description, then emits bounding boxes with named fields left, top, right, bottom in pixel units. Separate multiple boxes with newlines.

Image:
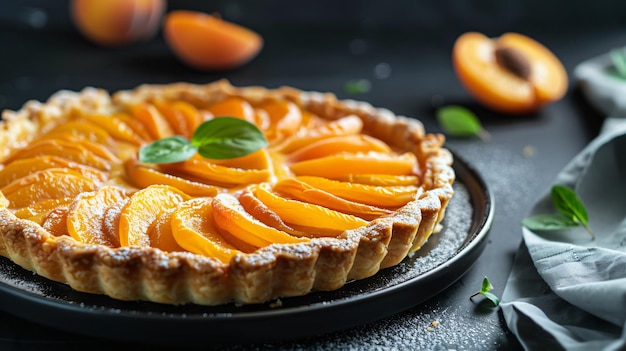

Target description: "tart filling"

left=0, top=80, right=454, bottom=305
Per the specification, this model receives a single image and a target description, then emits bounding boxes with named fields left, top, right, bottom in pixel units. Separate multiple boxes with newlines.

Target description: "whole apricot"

left=70, top=0, right=166, bottom=47
left=452, top=32, right=568, bottom=114
left=164, top=11, right=263, bottom=71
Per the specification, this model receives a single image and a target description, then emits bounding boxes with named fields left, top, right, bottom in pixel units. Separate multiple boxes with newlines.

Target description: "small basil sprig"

left=139, top=117, right=268, bottom=164
left=522, top=185, right=595, bottom=240
left=436, top=105, right=490, bottom=141
left=470, top=276, right=500, bottom=307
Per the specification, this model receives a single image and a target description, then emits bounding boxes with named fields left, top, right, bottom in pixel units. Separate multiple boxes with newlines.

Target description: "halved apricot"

left=71, top=0, right=165, bottom=47
left=273, top=178, right=392, bottom=220
left=67, top=186, right=130, bottom=246
left=289, top=152, right=417, bottom=179
left=253, top=184, right=368, bottom=235
left=211, top=193, right=308, bottom=249
left=452, top=31, right=568, bottom=114
left=296, top=176, right=420, bottom=208
left=164, top=10, right=263, bottom=71
left=287, top=134, right=392, bottom=162
left=2, top=168, right=99, bottom=208
left=171, top=198, right=241, bottom=262
left=118, top=185, right=190, bottom=247
left=124, top=158, right=222, bottom=197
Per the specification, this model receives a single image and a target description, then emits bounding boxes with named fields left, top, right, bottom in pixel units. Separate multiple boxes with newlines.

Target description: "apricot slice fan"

left=0, top=80, right=454, bottom=306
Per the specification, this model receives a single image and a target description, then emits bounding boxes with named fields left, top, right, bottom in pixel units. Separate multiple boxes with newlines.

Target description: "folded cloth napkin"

left=500, top=51, right=626, bottom=351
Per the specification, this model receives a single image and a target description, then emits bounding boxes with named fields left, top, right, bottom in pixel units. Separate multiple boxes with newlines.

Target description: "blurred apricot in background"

left=71, top=0, right=166, bottom=47
left=164, top=10, right=263, bottom=71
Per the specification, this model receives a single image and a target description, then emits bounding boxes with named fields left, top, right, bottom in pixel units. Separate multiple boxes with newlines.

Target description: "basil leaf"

left=436, top=105, right=490, bottom=140
left=482, top=291, right=500, bottom=307
left=345, top=79, right=371, bottom=94
left=551, top=185, right=589, bottom=226
left=481, top=276, right=493, bottom=293
left=610, top=49, right=626, bottom=80
left=138, top=136, right=197, bottom=164
left=192, top=117, right=268, bottom=160
left=522, top=214, right=578, bottom=231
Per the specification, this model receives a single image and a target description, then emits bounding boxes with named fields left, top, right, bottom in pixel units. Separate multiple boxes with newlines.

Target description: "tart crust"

left=0, top=80, right=454, bottom=305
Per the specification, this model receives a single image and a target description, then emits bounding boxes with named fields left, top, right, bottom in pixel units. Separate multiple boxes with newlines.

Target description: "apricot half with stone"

left=452, top=32, right=568, bottom=114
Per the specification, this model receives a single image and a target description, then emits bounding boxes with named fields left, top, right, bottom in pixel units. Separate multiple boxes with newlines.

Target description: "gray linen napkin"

left=500, top=51, right=626, bottom=351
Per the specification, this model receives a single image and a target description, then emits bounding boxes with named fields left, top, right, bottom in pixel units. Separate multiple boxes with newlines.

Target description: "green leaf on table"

left=470, top=276, right=500, bottom=307
left=436, top=105, right=490, bottom=141
left=522, top=214, right=578, bottom=231
left=522, top=185, right=595, bottom=240
left=138, top=117, right=267, bottom=164
left=344, top=79, right=371, bottom=94
left=192, top=117, right=268, bottom=160
left=551, top=185, right=595, bottom=239
left=610, top=49, right=626, bottom=80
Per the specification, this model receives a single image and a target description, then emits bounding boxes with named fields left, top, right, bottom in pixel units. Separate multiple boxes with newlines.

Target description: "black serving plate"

left=0, top=152, right=493, bottom=345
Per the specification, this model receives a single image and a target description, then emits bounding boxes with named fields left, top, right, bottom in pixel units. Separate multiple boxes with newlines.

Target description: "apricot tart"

left=0, top=80, right=454, bottom=305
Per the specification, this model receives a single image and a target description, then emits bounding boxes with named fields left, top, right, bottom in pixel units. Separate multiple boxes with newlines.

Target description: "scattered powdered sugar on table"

left=0, top=258, right=49, bottom=296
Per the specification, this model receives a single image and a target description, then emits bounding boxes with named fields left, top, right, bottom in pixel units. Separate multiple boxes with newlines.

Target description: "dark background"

left=0, top=1, right=624, bottom=350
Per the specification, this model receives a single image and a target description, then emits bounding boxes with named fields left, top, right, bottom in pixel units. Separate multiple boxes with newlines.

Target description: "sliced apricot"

left=111, top=112, right=153, bottom=141
left=0, top=155, right=106, bottom=188
left=336, top=174, right=419, bottom=186
left=2, top=169, right=99, bottom=208
left=2, top=139, right=113, bottom=171
left=42, top=206, right=70, bottom=237
left=289, top=152, right=417, bottom=179
left=118, top=185, right=190, bottom=247
left=164, top=10, right=263, bottom=71
left=129, top=103, right=174, bottom=140
left=42, top=120, right=114, bottom=146
left=273, top=178, right=392, bottom=220
left=171, top=198, right=241, bottom=262
left=253, top=184, right=368, bottom=235
left=275, top=115, right=363, bottom=153
left=206, top=149, right=271, bottom=170
left=153, top=100, right=204, bottom=139
left=452, top=31, right=567, bottom=114
left=296, top=176, right=420, bottom=208
left=205, top=96, right=256, bottom=124
left=238, top=188, right=302, bottom=235
left=14, top=197, right=74, bottom=225
left=124, top=158, right=222, bottom=197
left=287, top=134, right=392, bottom=162
left=80, top=113, right=147, bottom=146
left=149, top=207, right=185, bottom=252
left=160, top=156, right=271, bottom=187
left=256, top=100, right=302, bottom=142
left=67, top=186, right=130, bottom=246
left=211, top=193, right=308, bottom=249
